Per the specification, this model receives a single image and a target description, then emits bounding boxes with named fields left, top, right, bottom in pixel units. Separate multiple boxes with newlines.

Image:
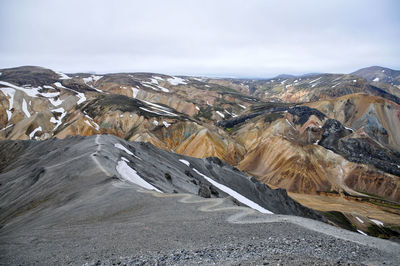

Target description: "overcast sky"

left=1, top=0, right=399, bottom=77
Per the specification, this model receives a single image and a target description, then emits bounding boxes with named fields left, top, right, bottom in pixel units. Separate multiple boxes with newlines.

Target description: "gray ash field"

left=0, top=135, right=399, bottom=265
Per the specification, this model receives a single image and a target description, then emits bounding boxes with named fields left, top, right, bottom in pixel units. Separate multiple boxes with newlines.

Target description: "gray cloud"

left=1, top=0, right=399, bottom=77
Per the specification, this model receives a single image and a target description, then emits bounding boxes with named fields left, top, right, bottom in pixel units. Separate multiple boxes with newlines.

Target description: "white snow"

left=192, top=168, right=273, bottom=214
left=382, top=70, right=385, bottom=72
left=84, top=117, right=100, bottom=131
left=131, top=87, right=139, bottom=98
left=0, top=87, right=15, bottom=121
left=153, top=120, right=159, bottom=126
left=179, top=159, right=190, bottom=166
left=120, top=114, right=124, bottom=118
left=332, top=82, right=341, bottom=88
left=344, top=126, right=354, bottom=132
left=142, top=82, right=169, bottom=93
left=167, top=76, right=187, bottom=85
left=139, top=107, right=164, bottom=116
left=121, top=156, right=129, bottom=162
left=114, top=143, right=134, bottom=155
left=40, top=91, right=60, bottom=98
left=0, top=81, right=41, bottom=97
left=373, top=77, right=379, bottom=82
left=370, top=219, right=384, bottom=226
left=163, top=121, right=171, bottom=128
left=29, top=126, right=42, bottom=139
left=150, top=78, right=159, bottom=85
left=355, top=217, right=364, bottom=224
left=238, top=104, right=246, bottom=109
left=76, top=92, right=86, bottom=104
left=48, top=97, right=63, bottom=106
left=116, top=160, right=162, bottom=192
left=22, top=99, right=31, bottom=118
left=195, top=106, right=200, bottom=111
left=0, top=124, right=13, bottom=131
left=311, top=82, right=319, bottom=88
left=84, top=120, right=94, bottom=128
left=54, top=82, right=85, bottom=104
left=142, top=100, right=178, bottom=117
left=55, top=71, right=71, bottom=80
left=205, top=85, right=210, bottom=88
left=54, top=82, right=67, bottom=89
left=353, top=79, right=357, bottom=83
left=6, top=110, right=12, bottom=121
left=50, top=107, right=67, bottom=130
left=286, top=119, right=296, bottom=130
left=357, top=230, right=368, bottom=236
left=83, top=75, right=103, bottom=84
left=309, top=77, right=322, bottom=83
left=216, top=111, right=225, bottom=118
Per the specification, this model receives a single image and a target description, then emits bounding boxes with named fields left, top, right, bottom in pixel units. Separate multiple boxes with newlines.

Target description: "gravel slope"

left=0, top=135, right=399, bottom=265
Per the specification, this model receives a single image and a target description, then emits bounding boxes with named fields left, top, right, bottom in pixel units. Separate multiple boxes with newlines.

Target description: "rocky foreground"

left=0, top=135, right=399, bottom=265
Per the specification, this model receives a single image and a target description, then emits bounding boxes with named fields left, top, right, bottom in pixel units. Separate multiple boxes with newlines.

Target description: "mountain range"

left=1, top=65, right=400, bottom=264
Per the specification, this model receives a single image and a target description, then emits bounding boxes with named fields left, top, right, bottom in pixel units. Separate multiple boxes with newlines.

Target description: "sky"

left=0, top=0, right=399, bottom=77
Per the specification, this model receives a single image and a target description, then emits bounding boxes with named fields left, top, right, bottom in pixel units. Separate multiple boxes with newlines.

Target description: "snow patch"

left=142, top=82, right=169, bottom=93
left=0, top=81, right=41, bottom=97
left=116, top=160, right=162, bottom=192
left=54, top=82, right=85, bottom=104
left=0, top=124, right=13, bottom=131
left=238, top=104, right=246, bottom=109
left=132, top=87, right=139, bottom=98
left=50, top=107, right=67, bottom=130
left=216, top=111, right=225, bottom=118
left=179, top=159, right=190, bottom=166
left=49, top=97, right=63, bottom=106
left=76, top=92, right=86, bottom=104
left=29, top=126, right=42, bottom=139
left=55, top=71, right=71, bottom=80
left=163, top=121, right=171, bottom=128
left=22, top=98, right=31, bottom=118
left=142, top=100, right=177, bottom=117
left=54, top=82, right=67, bottom=89
left=192, top=168, right=273, bottom=214
left=344, top=126, right=354, bottom=132
left=153, top=120, right=159, bottom=126
left=355, top=217, right=364, bottom=224
left=309, top=77, right=321, bottom=83
left=357, top=230, right=368, bottom=236
left=286, top=119, right=296, bottom=130
left=0, top=87, right=15, bottom=121
left=370, top=219, right=384, bottom=226
left=114, top=143, right=134, bottom=155
left=311, top=82, right=319, bottom=88
left=168, top=76, right=187, bottom=85
left=373, top=77, right=379, bottom=82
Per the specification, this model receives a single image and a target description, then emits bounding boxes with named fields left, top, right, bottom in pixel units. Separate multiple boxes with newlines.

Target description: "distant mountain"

left=351, top=66, right=400, bottom=86
left=273, top=74, right=296, bottom=79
